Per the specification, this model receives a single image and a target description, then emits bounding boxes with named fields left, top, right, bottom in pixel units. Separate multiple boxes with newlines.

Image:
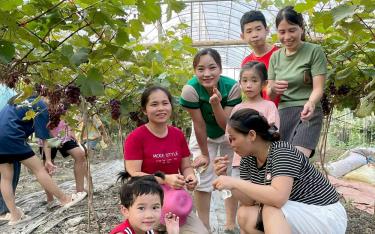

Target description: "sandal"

left=0, top=206, right=21, bottom=221
left=8, top=208, right=31, bottom=226
left=63, top=191, right=87, bottom=209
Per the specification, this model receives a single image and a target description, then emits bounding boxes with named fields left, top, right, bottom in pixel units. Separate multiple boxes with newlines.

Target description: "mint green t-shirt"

left=268, top=42, right=327, bottom=109
left=180, top=75, right=241, bottom=139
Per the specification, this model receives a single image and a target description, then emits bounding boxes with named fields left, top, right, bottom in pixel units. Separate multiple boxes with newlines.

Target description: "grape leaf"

left=0, top=40, right=15, bottom=64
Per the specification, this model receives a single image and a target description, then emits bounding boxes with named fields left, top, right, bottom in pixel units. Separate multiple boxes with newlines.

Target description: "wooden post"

left=80, top=101, right=99, bottom=233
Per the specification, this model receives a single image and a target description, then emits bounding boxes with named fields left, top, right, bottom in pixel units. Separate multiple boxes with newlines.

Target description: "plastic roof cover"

left=143, top=0, right=279, bottom=74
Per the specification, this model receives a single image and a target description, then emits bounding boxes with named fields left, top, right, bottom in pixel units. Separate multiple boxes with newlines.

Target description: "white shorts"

left=281, top=201, right=347, bottom=234
left=189, top=128, right=234, bottom=192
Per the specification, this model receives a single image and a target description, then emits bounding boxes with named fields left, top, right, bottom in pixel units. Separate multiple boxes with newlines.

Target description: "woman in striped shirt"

left=213, top=108, right=347, bottom=234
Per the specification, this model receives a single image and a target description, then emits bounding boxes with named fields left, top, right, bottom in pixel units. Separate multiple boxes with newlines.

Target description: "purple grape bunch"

left=110, top=99, right=121, bottom=120
left=65, top=85, right=81, bottom=105
left=47, top=103, right=68, bottom=129
left=321, top=93, right=331, bottom=116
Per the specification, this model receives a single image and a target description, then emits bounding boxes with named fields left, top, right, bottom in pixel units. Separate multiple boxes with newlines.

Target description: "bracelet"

left=154, top=171, right=165, bottom=180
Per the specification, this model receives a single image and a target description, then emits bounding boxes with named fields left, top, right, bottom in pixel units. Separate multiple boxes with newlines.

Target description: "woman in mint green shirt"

left=267, top=6, right=327, bottom=158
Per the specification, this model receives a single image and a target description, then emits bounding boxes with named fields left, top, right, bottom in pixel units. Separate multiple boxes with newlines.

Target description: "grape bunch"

left=110, top=99, right=121, bottom=120
left=48, top=89, right=63, bottom=105
left=337, top=85, right=350, bottom=96
left=321, top=93, right=331, bottom=116
left=328, top=82, right=336, bottom=95
left=34, top=84, right=48, bottom=97
left=65, top=85, right=81, bottom=105
left=47, top=104, right=67, bottom=129
left=5, top=71, right=19, bottom=88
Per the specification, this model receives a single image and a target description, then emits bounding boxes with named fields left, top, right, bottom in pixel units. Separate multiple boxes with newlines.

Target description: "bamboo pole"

left=319, top=106, right=333, bottom=178
left=80, top=101, right=99, bottom=233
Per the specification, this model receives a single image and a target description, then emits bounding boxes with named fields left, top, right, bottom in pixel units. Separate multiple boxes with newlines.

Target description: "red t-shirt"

left=241, top=45, right=280, bottom=107
left=110, top=219, right=155, bottom=234
left=124, top=125, right=190, bottom=174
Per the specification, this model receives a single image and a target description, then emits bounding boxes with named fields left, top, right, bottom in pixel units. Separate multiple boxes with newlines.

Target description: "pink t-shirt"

left=124, top=125, right=190, bottom=174
left=38, top=120, right=74, bottom=146
left=50, top=120, right=74, bottom=142
left=230, top=100, right=280, bottom=167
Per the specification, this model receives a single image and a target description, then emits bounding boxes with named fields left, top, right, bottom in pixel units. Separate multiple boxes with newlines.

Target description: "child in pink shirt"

left=38, top=120, right=87, bottom=207
left=230, top=62, right=280, bottom=169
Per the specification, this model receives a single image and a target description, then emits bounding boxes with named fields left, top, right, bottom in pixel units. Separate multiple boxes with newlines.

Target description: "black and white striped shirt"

left=121, top=227, right=154, bottom=234
left=239, top=141, right=339, bottom=205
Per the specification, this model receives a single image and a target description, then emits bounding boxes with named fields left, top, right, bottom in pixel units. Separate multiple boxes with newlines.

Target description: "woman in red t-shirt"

left=124, top=86, right=208, bottom=233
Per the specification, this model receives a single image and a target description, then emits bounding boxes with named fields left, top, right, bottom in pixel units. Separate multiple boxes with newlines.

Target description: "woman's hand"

left=191, top=155, right=209, bottom=169
left=165, top=174, right=186, bottom=189
left=214, top=155, right=229, bottom=176
left=271, top=80, right=288, bottom=95
left=44, top=161, right=57, bottom=175
left=300, top=101, right=315, bottom=121
left=212, top=175, right=236, bottom=191
left=209, top=87, right=222, bottom=105
left=184, top=174, right=198, bottom=191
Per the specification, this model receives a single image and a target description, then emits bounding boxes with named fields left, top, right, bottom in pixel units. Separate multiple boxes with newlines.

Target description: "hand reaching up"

left=164, top=212, right=179, bottom=234
left=209, top=87, right=222, bottom=105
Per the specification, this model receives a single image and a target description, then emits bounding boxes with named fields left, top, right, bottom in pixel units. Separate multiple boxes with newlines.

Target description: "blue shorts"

left=0, top=151, right=34, bottom=164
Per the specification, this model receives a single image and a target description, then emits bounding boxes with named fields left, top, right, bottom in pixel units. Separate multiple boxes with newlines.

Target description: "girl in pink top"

left=231, top=61, right=280, bottom=168
left=38, top=120, right=87, bottom=207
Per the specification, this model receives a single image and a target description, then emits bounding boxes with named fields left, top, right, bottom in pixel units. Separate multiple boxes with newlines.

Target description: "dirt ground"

left=2, top=147, right=375, bottom=234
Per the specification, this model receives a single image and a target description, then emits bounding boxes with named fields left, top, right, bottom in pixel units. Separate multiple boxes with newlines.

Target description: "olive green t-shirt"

left=268, top=42, right=327, bottom=109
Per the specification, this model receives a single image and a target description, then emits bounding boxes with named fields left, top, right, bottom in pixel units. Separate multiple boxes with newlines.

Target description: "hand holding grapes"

left=45, top=160, right=57, bottom=175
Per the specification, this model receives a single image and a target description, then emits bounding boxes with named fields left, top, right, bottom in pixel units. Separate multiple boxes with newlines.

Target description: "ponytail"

left=229, top=108, right=280, bottom=142
left=117, top=170, right=132, bottom=183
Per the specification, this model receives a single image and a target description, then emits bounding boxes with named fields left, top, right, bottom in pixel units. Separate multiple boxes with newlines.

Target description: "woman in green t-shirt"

left=267, top=6, right=327, bottom=158
left=180, top=48, right=242, bottom=232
